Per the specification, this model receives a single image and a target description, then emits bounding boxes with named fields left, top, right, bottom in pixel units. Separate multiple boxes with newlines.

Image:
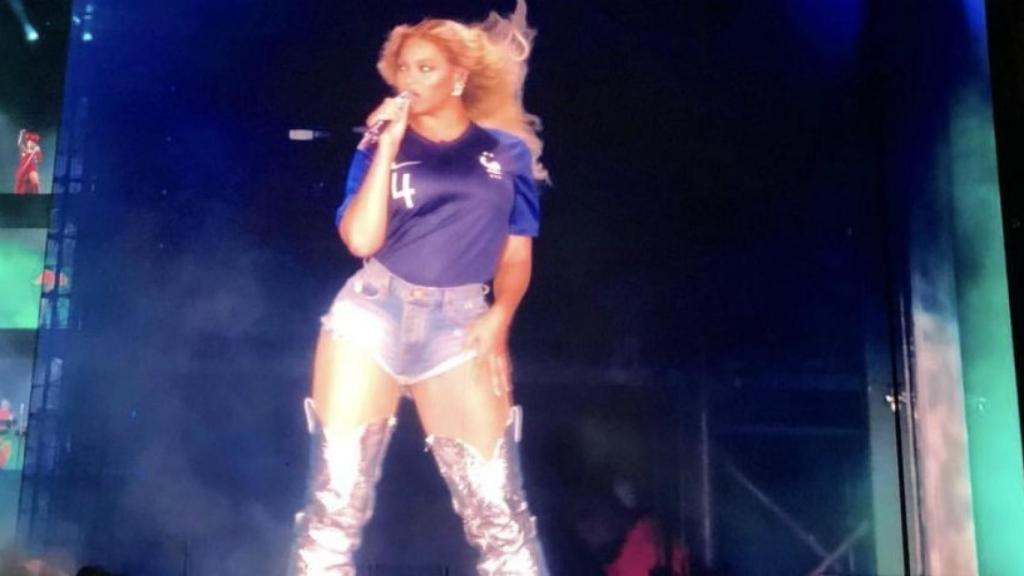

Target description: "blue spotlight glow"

left=962, top=0, right=987, bottom=54
left=24, top=24, right=39, bottom=43
left=82, top=31, right=94, bottom=42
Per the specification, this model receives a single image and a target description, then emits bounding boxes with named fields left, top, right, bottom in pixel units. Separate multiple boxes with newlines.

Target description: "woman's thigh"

left=311, top=332, right=400, bottom=433
left=411, top=358, right=512, bottom=459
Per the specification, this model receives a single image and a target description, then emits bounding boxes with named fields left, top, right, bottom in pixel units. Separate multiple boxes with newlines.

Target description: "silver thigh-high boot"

left=426, top=407, right=548, bottom=576
left=292, top=398, right=397, bottom=576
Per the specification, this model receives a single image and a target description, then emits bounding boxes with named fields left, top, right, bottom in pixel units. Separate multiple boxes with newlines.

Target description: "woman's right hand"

left=365, top=94, right=410, bottom=151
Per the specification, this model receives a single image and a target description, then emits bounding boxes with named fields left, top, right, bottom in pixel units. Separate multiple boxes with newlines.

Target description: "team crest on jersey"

left=479, top=151, right=503, bottom=180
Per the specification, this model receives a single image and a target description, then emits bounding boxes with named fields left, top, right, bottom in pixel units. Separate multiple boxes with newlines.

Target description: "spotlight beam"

left=4, top=0, right=39, bottom=43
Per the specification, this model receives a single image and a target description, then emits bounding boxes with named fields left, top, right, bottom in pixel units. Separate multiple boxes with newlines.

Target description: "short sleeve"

left=505, top=139, right=541, bottom=237
left=334, top=148, right=372, bottom=227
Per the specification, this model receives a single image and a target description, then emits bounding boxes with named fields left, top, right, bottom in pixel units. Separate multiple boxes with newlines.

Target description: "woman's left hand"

left=464, top=307, right=513, bottom=396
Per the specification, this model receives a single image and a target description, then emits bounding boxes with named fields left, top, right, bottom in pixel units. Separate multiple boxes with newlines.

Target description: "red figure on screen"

left=0, top=399, right=14, bottom=469
left=16, top=130, right=42, bottom=195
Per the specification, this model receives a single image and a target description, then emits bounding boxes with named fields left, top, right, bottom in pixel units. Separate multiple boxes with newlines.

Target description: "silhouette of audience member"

left=573, top=478, right=688, bottom=576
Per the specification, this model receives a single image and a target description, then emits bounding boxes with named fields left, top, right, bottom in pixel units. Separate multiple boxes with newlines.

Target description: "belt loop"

left=359, top=258, right=390, bottom=295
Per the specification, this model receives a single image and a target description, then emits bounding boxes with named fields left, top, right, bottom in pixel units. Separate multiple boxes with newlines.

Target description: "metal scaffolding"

left=16, top=52, right=92, bottom=556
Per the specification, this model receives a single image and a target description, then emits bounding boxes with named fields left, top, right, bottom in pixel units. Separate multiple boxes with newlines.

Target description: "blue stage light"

left=962, top=0, right=987, bottom=47
left=82, top=31, right=94, bottom=42
left=24, top=24, right=39, bottom=42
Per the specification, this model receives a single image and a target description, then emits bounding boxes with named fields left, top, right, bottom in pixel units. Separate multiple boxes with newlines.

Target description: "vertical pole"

left=873, top=2, right=981, bottom=573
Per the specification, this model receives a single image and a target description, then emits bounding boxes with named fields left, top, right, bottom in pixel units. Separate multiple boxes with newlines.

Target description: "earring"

left=452, top=82, right=465, bottom=97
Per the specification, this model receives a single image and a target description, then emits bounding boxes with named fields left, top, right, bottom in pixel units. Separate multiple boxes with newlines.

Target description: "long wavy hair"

left=376, top=1, right=548, bottom=181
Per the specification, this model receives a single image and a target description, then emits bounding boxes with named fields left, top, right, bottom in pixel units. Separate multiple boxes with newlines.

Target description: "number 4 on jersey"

left=391, top=172, right=416, bottom=209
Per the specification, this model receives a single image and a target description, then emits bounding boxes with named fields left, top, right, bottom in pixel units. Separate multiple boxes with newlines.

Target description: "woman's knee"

left=412, top=368, right=513, bottom=455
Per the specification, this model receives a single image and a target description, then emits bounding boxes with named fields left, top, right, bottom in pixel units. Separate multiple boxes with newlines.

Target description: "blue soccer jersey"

left=335, top=124, right=541, bottom=287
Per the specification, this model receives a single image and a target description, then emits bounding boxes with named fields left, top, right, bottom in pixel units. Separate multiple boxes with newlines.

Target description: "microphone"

left=362, top=91, right=411, bottom=141
left=288, top=129, right=331, bottom=141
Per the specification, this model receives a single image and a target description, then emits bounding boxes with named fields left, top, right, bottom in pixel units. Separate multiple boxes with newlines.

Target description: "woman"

left=15, top=130, right=42, bottom=195
left=292, top=3, right=549, bottom=575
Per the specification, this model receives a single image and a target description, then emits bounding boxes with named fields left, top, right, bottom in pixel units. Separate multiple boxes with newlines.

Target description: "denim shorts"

left=320, top=259, right=490, bottom=384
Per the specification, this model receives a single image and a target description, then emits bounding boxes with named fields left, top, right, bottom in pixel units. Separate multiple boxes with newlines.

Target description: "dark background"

left=0, top=0, right=68, bottom=135
left=4, top=0, right=1023, bottom=574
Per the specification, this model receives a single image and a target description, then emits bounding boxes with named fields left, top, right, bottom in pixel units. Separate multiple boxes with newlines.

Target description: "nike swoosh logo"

left=391, top=161, right=422, bottom=170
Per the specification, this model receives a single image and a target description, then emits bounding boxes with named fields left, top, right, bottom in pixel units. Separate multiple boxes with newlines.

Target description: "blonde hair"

left=377, top=0, right=548, bottom=181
